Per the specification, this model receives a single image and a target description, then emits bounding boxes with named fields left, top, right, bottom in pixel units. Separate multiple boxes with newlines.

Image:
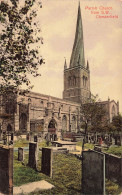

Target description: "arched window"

left=72, top=116, right=76, bottom=132
left=83, top=76, right=85, bottom=86
left=5, top=101, right=15, bottom=114
left=68, top=76, right=71, bottom=86
left=112, top=105, right=115, bottom=118
left=73, top=76, right=76, bottom=85
left=85, top=77, right=87, bottom=87
left=62, top=115, right=67, bottom=131
left=83, top=76, right=87, bottom=87
left=20, top=113, right=27, bottom=131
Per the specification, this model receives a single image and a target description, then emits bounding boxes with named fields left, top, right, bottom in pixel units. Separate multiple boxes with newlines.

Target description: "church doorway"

left=7, top=124, right=12, bottom=132
left=48, top=119, right=57, bottom=141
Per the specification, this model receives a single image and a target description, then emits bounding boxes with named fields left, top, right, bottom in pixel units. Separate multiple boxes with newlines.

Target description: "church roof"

left=70, top=3, right=85, bottom=68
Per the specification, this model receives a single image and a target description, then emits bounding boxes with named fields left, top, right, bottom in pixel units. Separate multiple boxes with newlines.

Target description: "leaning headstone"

left=41, top=148, right=53, bottom=177
left=18, top=147, right=24, bottom=161
left=28, top=142, right=38, bottom=169
left=82, top=150, right=105, bottom=195
left=0, top=145, right=13, bottom=195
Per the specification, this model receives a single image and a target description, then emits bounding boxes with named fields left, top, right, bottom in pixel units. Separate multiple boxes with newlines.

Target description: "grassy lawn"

left=103, top=145, right=122, bottom=157
left=77, top=141, right=122, bottom=157
left=77, top=141, right=94, bottom=150
left=14, top=139, right=29, bottom=148
left=14, top=139, right=51, bottom=148
left=106, top=179, right=122, bottom=195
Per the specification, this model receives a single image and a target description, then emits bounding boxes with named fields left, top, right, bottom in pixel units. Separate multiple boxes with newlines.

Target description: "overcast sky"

left=28, top=0, right=122, bottom=113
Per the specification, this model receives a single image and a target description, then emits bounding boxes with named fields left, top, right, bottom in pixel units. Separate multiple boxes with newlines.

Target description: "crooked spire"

left=70, top=3, right=85, bottom=68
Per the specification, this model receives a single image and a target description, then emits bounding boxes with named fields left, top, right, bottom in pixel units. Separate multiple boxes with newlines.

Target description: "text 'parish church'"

left=0, top=4, right=119, bottom=139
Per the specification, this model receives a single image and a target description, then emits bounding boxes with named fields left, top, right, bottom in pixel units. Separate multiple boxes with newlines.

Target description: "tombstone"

left=88, top=134, right=91, bottom=143
left=3, top=132, right=7, bottom=145
left=0, top=145, right=13, bottom=195
left=94, top=146, right=102, bottom=152
left=54, top=134, right=57, bottom=141
left=112, top=138, right=115, bottom=145
left=7, top=133, right=11, bottom=145
left=41, top=148, right=53, bottom=177
left=26, top=133, right=29, bottom=141
left=52, top=134, right=57, bottom=141
left=115, top=137, right=117, bottom=145
left=11, top=133, right=14, bottom=142
left=18, top=147, right=24, bottom=161
left=28, top=142, right=38, bottom=169
left=34, top=135, right=38, bottom=142
left=82, top=150, right=105, bottom=195
left=7, top=133, right=14, bottom=145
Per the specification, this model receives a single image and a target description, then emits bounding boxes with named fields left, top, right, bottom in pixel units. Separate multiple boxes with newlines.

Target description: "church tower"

left=63, top=4, right=91, bottom=103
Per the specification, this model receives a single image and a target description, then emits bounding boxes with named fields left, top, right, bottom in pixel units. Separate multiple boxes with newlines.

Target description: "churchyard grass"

left=14, top=139, right=51, bottom=148
left=77, top=141, right=94, bottom=149
left=103, top=145, right=122, bottom=157
left=106, top=179, right=122, bottom=195
left=14, top=139, right=29, bottom=148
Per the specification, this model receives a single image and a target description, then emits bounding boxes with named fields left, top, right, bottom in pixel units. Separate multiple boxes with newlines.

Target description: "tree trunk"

left=84, top=123, right=88, bottom=143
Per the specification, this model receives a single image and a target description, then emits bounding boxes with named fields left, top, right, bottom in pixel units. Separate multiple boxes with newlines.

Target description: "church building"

left=0, top=4, right=119, bottom=139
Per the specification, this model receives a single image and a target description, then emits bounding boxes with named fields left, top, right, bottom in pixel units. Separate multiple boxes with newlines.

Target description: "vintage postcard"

left=0, top=0, right=121, bottom=194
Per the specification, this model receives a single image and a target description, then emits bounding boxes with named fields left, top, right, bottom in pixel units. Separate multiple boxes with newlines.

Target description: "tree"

left=112, top=114, right=122, bottom=133
left=80, top=95, right=108, bottom=140
left=0, top=0, right=44, bottom=91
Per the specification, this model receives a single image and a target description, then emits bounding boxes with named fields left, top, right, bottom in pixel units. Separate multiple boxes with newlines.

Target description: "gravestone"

left=26, top=133, right=29, bottom=141
left=0, top=145, right=13, bottom=195
left=41, top=148, right=53, bottom=177
left=18, top=147, right=24, bottom=161
left=3, top=132, right=7, bottom=145
left=28, top=142, right=38, bottom=169
left=10, top=133, right=14, bottom=144
left=94, top=145, right=102, bottom=152
left=112, top=138, right=115, bottom=145
left=82, top=150, right=105, bottom=195
left=34, top=135, right=38, bottom=142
